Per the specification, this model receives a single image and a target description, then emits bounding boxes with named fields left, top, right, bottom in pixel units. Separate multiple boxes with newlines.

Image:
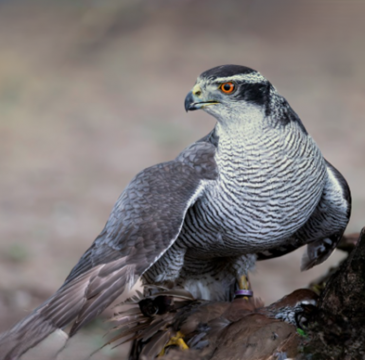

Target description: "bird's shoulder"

left=175, top=139, right=218, bottom=180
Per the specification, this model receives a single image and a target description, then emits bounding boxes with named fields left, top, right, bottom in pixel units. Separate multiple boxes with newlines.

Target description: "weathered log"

left=302, top=228, right=365, bottom=359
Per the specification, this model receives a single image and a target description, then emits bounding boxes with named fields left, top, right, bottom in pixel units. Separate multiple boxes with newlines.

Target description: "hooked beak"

left=184, top=91, right=219, bottom=112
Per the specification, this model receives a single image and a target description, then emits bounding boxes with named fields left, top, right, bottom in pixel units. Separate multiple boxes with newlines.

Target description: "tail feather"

left=0, top=258, right=136, bottom=360
left=0, top=310, right=59, bottom=360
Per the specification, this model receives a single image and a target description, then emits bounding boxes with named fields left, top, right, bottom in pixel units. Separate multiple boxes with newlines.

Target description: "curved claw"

left=158, top=331, right=189, bottom=357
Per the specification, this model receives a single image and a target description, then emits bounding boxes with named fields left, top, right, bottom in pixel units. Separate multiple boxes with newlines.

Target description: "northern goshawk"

left=0, top=65, right=351, bottom=359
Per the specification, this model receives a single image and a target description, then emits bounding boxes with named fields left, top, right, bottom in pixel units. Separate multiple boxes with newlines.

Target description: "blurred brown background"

left=0, top=0, right=364, bottom=359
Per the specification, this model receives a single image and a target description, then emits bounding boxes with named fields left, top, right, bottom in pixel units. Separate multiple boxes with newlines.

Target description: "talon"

left=159, top=331, right=189, bottom=356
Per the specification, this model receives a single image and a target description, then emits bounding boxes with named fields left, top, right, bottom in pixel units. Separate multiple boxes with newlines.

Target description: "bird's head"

left=185, top=65, right=273, bottom=124
left=185, top=65, right=308, bottom=134
left=267, top=289, right=318, bottom=328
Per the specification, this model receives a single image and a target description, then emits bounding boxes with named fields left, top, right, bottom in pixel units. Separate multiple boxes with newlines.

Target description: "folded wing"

left=0, top=141, right=217, bottom=360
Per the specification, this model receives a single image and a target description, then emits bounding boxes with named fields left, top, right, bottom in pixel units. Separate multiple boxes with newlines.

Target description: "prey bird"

left=113, top=288, right=318, bottom=360
left=0, top=65, right=351, bottom=359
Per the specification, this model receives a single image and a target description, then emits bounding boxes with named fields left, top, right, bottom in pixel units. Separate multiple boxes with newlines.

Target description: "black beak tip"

left=184, top=91, right=195, bottom=112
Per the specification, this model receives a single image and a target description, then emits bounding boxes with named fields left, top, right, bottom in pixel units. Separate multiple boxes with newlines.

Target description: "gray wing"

left=0, top=141, right=217, bottom=360
left=256, top=159, right=351, bottom=270
left=300, top=159, right=351, bottom=270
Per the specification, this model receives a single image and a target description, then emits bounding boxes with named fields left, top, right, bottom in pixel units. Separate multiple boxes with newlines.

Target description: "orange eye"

left=220, top=82, right=235, bottom=94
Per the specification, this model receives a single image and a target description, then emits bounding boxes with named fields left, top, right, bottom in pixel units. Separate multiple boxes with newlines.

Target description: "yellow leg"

left=238, top=275, right=250, bottom=290
left=158, top=331, right=189, bottom=357
left=236, top=275, right=253, bottom=300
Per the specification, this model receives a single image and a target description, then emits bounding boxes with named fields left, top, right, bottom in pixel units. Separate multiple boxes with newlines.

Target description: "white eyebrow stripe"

left=201, top=73, right=267, bottom=84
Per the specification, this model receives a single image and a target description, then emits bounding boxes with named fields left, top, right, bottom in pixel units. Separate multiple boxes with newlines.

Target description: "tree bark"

left=302, top=228, right=365, bottom=359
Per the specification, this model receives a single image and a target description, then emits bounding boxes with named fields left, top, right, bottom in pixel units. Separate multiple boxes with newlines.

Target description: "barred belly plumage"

left=179, top=120, right=326, bottom=256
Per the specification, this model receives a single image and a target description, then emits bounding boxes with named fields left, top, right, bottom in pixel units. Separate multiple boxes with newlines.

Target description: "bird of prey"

left=0, top=65, right=350, bottom=359
left=112, top=288, right=318, bottom=360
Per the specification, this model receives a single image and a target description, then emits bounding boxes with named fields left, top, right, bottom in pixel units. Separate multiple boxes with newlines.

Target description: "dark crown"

left=199, top=65, right=257, bottom=80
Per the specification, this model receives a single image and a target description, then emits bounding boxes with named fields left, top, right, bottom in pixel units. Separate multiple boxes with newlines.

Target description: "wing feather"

left=0, top=141, right=217, bottom=359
